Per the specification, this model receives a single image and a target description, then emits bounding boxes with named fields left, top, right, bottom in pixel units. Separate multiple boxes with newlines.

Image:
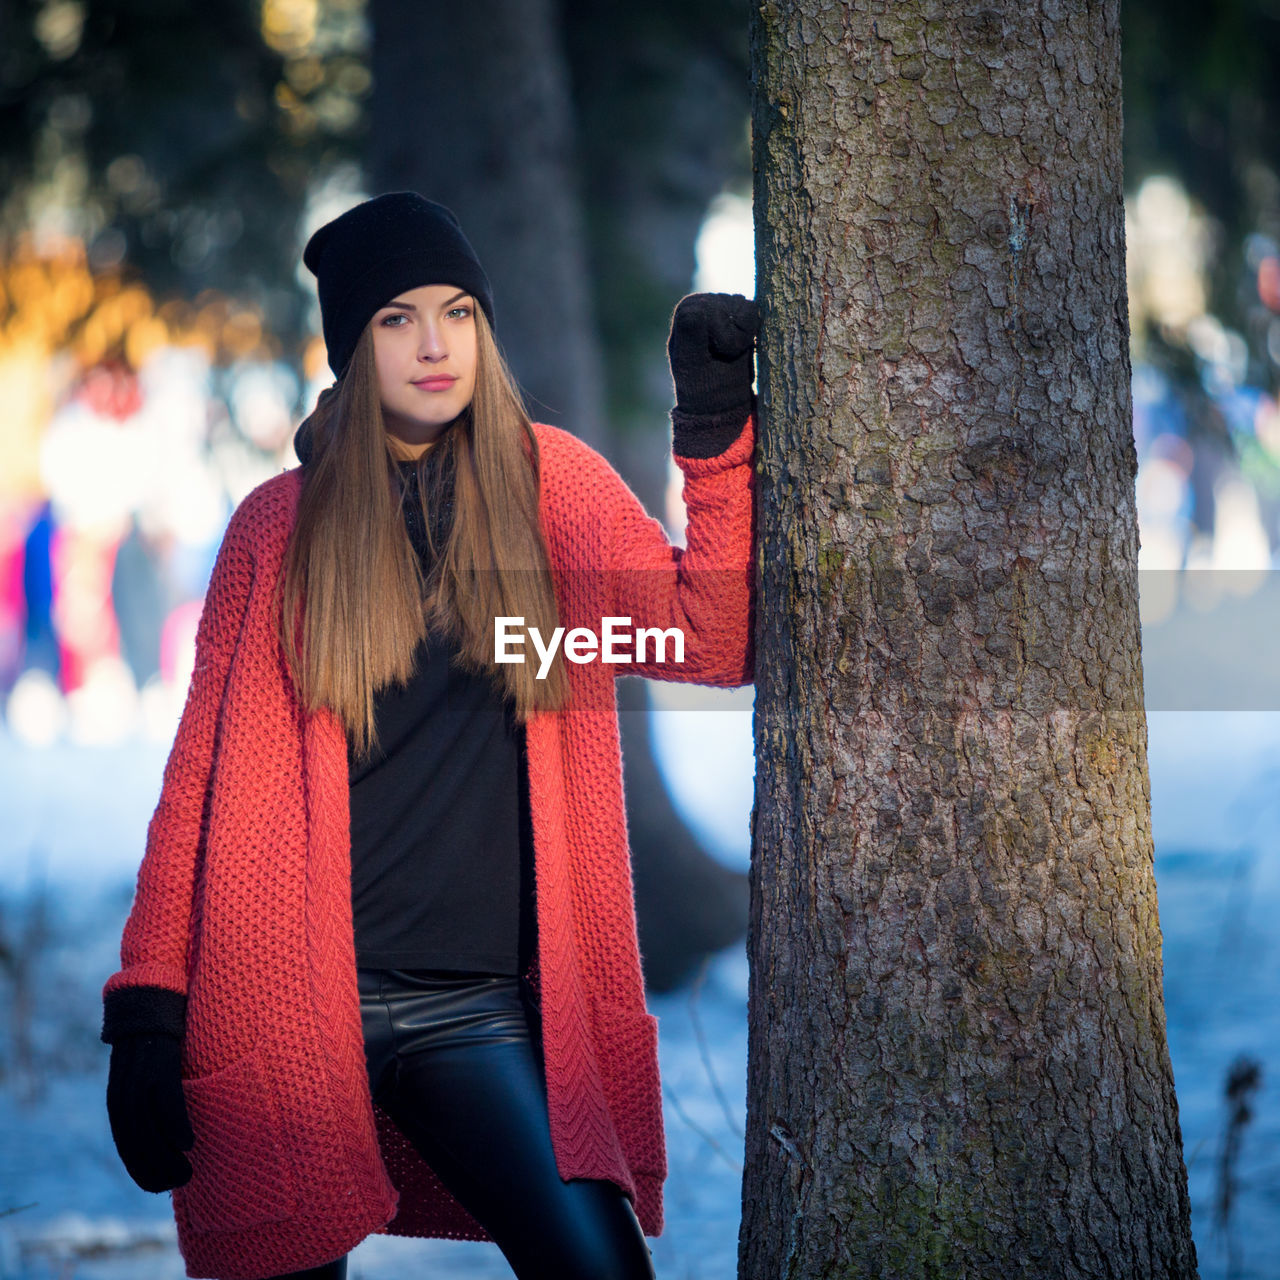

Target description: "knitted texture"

left=103, top=416, right=755, bottom=1279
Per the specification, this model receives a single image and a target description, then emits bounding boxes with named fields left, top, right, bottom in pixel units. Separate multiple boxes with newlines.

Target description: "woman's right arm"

left=101, top=501, right=258, bottom=1020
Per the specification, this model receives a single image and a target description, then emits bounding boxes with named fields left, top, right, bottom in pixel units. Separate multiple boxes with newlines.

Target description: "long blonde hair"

left=278, top=308, right=569, bottom=760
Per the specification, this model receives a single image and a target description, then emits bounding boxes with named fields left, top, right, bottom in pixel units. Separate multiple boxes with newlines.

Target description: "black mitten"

left=666, top=292, right=760, bottom=458
left=102, top=986, right=194, bottom=1193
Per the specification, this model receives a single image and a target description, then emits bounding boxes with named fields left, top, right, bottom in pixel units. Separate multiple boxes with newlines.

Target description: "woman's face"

left=370, top=283, right=478, bottom=443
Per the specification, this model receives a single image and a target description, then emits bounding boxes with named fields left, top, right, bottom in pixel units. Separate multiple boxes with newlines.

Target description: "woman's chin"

left=383, top=407, right=469, bottom=444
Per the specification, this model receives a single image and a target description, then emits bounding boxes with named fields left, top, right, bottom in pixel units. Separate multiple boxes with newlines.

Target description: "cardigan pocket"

left=177, top=1048, right=300, bottom=1234
left=589, top=996, right=668, bottom=1181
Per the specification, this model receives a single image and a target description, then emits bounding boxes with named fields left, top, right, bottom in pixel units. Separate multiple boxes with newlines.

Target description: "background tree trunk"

left=366, top=0, right=753, bottom=992
left=742, top=1, right=1199, bottom=1276
left=618, top=675, right=752, bottom=991
left=559, top=0, right=752, bottom=507
left=367, top=0, right=607, bottom=448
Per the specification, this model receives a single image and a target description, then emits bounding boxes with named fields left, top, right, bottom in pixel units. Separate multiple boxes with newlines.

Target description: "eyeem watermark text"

left=495, top=616, right=685, bottom=678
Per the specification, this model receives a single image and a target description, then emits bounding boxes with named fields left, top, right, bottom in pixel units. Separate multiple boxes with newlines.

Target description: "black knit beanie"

left=303, top=192, right=495, bottom=378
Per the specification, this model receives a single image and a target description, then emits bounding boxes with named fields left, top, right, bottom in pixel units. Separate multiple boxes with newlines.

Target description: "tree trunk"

left=618, top=675, right=751, bottom=993
left=367, top=0, right=607, bottom=449
left=559, top=0, right=753, bottom=510
left=365, top=0, right=750, bottom=992
left=742, top=2, right=1199, bottom=1277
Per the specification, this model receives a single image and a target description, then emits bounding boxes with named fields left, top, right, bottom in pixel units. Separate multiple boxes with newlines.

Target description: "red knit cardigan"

left=103, top=416, right=756, bottom=1279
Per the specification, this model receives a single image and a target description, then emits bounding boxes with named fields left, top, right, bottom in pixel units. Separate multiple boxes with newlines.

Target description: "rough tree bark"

left=742, top=1, right=1198, bottom=1277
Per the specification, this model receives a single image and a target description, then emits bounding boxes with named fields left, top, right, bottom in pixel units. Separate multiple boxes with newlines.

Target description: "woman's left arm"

left=604, top=292, right=759, bottom=687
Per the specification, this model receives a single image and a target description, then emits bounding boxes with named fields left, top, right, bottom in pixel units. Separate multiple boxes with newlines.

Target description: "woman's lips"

left=413, top=376, right=457, bottom=391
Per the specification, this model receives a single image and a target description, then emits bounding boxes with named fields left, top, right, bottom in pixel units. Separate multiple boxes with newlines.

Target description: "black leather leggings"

left=260, top=968, right=656, bottom=1280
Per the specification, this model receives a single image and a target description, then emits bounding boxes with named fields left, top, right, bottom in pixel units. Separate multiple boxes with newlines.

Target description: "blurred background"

left=2, top=1, right=1280, bottom=1277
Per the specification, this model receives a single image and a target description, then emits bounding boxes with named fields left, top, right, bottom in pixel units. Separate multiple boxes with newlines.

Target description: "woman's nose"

left=417, top=325, right=447, bottom=360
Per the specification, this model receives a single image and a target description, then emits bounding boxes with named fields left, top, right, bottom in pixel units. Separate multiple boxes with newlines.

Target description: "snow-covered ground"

left=3, top=709, right=1280, bottom=1278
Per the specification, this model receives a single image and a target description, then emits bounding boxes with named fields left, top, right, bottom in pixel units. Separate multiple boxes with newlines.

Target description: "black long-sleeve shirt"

left=346, top=451, right=535, bottom=975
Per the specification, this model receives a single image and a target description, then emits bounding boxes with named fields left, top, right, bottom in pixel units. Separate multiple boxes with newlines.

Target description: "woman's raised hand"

left=666, top=292, right=760, bottom=423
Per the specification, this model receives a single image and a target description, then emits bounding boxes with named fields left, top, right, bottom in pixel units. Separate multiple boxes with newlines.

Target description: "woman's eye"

left=448, top=306, right=472, bottom=319
left=381, top=313, right=408, bottom=327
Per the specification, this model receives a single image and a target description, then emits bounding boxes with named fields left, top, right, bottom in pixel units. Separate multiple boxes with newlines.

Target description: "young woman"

left=101, top=192, right=758, bottom=1280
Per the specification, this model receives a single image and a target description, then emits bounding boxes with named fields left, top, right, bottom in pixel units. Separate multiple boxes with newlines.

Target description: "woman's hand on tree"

left=667, top=292, right=760, bottom=421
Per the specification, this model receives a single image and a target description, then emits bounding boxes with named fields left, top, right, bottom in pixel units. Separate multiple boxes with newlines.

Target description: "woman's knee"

left=507, top=1179, right=655, bottom=1280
